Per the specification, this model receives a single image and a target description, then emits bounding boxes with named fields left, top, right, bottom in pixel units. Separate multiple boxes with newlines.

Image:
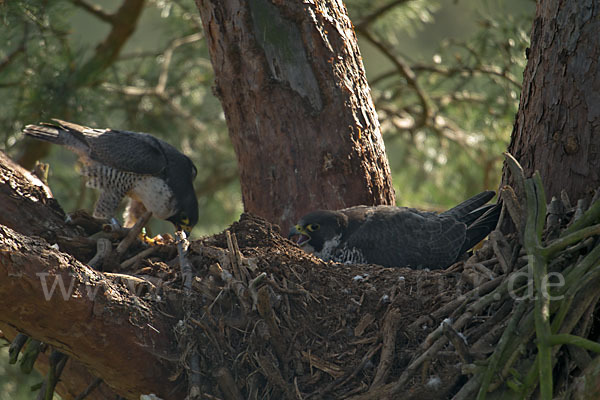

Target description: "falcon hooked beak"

left=178, top=224, right=193, bottom=237
left=288, top=225, right=311, bottom=247
left=169, top=213, right=194, bottom=236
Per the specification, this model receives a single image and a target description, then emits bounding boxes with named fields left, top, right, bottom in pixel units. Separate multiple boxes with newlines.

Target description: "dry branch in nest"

left=2, top=150, right=600, bottom=400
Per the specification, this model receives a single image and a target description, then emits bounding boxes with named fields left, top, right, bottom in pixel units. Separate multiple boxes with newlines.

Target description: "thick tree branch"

left=354, top=0, right=412, bottom=30
left=356, top=27, right=431, bottom=129
left=71, top=0, right=114, bottom=24
left=0, top=152, right=183, bottom=399
left=0, top=324, right=117, bottom=400
left=0, top=151, right=77, bottom=239
left=0, top=224, right=183, bottom=399
left=73, top=0, right=146, bottom=87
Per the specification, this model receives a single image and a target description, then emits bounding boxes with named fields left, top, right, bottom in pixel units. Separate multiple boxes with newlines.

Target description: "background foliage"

left=0, top=0, right=533, bottom=394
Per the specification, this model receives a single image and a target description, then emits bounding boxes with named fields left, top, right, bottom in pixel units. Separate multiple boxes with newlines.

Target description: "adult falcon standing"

left=289, top=191, right=500, bottom=269
left=23, top=119, right=198, bottom=234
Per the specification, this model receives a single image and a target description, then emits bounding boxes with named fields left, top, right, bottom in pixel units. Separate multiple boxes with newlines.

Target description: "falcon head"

left=288, top=210, right=348, bottom=256
left=168, top=194, right=198, bottom=235
left=166, top=157, right=199, bottom=235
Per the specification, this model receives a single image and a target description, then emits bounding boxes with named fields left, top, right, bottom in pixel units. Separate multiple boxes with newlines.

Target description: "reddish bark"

left=503, top=0, right=600, bottom=201
left=0, top=151, right=183, bottom=399
left=195, top=0, right=395, bottom=232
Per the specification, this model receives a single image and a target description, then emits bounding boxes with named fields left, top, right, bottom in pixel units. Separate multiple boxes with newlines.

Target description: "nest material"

left=10, top=156, right=600, bottom=400
left=161, top=186, right=600, bottom=398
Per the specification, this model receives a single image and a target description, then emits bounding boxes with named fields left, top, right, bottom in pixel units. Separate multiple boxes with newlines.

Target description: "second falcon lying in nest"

left=289, top=191, right=501, bottom=269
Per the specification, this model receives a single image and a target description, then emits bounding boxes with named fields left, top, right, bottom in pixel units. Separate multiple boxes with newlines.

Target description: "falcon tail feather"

left=442, top=190, right=495, bottom=220
left=23, top=121, right=89, bottom=153
left=460, top=203, right=496, bottom=226
left=460, top=203, right=502, bottom=255
left=23, top=124, right=65, bottom=145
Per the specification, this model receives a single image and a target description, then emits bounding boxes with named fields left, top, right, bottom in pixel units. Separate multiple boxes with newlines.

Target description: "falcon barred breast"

left=23, top=119, right=198, bottom=233
left=289, top=191, right=501, bottom=269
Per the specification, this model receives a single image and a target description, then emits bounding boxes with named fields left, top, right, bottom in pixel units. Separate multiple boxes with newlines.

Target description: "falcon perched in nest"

left=289, top=191, right=500, bottom=269
left=24, top=119, right=198, bottom=234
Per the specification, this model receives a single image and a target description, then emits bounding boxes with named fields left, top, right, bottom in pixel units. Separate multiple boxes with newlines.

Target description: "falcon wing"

left=53, top=119, right=168, bottom=176
left=343, top=207, right=466, bottom=269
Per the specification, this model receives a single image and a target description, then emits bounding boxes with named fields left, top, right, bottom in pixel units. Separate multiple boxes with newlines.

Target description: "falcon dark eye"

left=307, top=224, right=320, bottom=232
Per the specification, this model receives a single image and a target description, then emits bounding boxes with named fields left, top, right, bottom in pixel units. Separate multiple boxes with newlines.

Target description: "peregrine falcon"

left=289, top=191, right=500, bottom=269
left=23, top=119, right=198, bottom=234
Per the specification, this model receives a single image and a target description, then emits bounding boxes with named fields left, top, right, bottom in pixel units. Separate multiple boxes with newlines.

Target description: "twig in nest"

left=500, top=185, right=524, bottom=236
left=387, top=334, right=447, bottom=395
left=301, top=351, right=344, bottom=379
left=563, top=192, right=600, bottom=235
left=87, top=238, right=112, bottom=269
left=370, top=308, right=401, bottom=388
left=256, top=285, right=287, bottom=363
left=503, top=152, right=525, bottom=198
left=255, top=352, right=296, bottom=399
left=489, top=230, right=511, bottom=274
left=213, top=366, right=243, bottom=400
left=572, top=198, right=588, bottom=224
left=174, top=230, right=201, bottom=397
left=74, top=377, right=103, bottom=400
left=441, top=320, right=472, bottom=364
left=120, top=246, right=157, bottom=269
left=104, top=272, right=156, bottom=296
left=175, top=230, right=194, bottom=295
left=226, top=230, right=249, bottom=283
left=19, top=338, right=43, bottom=373
left=8, top=333, right=28, bottom=364
left=408, top=275, right=503, bottom=333
left=473, top=262, right=497, bottom=280
left=546, top=196, right=564, bottom=240
left=208, top=262, right=252, bottom=312
left=315, top=343, right=382, bottom=399
left=115, top=211, right=153, bottom=257
left=266, top=278, right=310, bottom=296
left=249, top=272, right=267, bottom=310
left=37, top=350, right=68, bottom=400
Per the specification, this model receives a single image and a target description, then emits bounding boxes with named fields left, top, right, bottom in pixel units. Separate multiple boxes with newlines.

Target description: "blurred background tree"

left=0, top=0, right=533, bottom=234
left=0, top=0, right=533, bottom=393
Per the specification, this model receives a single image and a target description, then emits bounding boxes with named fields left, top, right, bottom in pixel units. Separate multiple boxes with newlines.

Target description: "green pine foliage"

left=1, top=0, right=533, bottom=229
left=0, top=0, right=534, bottom=396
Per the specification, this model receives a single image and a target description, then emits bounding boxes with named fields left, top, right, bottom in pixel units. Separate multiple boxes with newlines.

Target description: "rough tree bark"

left=195, top=0, right=395, bottom=231
left=503, top=0, right=600, bottom=201
left=1, top=150, right=443, bottom=400
left=0, top=152, right=184, bottom=399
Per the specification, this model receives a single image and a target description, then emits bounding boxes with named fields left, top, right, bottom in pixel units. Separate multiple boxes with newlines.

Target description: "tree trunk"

left=503, top=0, right=600, bottom=201
left=195, top=0, right=395, bottom=232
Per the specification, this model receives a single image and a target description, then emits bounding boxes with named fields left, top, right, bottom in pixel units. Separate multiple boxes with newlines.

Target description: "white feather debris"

left=426, top=375, right=442, bottom=389
left=353, top=275, right=364, bottom=281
